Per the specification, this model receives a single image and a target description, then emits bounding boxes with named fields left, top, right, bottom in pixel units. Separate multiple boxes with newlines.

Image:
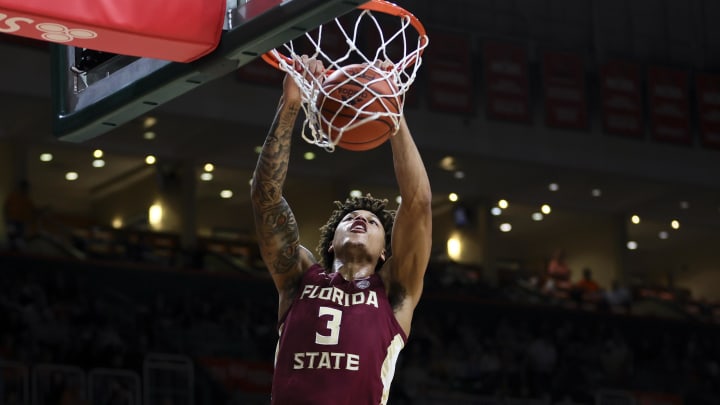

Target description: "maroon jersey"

left=271, top=264, right=407, bottom=405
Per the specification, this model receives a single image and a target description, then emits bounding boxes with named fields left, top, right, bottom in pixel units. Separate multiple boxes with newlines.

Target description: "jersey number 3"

left=315, top=306, right=342, bottom=345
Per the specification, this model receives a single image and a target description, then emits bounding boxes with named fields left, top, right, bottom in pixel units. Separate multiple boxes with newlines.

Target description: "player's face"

left=332, top=210, right=386, bottom=259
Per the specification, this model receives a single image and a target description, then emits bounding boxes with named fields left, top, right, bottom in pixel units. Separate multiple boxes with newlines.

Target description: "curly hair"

left=316, top=194, right=396, bottom=272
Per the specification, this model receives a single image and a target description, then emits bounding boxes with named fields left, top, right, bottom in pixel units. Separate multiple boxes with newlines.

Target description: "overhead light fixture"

left=498, top=199, right=508, bottom=209
left=200, top=172, right=213, bottom=181
left=439, top=156, right=457, bottom=171
left=203, top=163, right=214, bottom=172
left=671, top=220, right=680, bottom=230
left=93, top=149, right=103, bottom=158
left=631, top=215, right=640, bottom=224
left=449, top=193, right=459, bottom=202
left=65, top=171, right=79, bottom=181
left=143, top=116, right=157, bottom=129
left=531, top=212, right=543, bottom=221
left=548, top=183, right=559, bottom=191
left=591, top=188, right=602, bottom=197
left=658, top=231, right=669, bottom=239
left=220, top=189, right=233, bottom=199
left=92, top=159, right=105, bottom=168
left=680, top=201, right=689, bottom=209
left=490, top=207, right=502, bottom=216
left=499, top=223, right=512, bottom=232
left=541, top=204, right=551, bottom=215
left=145, top=155, right=156, bottom=165
left=626, top=241, right=638, bottom=250
left=453, top=170, right=465, bottom=179
left=349, top=190, right=362, bottom=198
left=39, top=153, right=53, bottom=162
left=143, top=131, right=156, bottom=140
left=304, top=151, right=316, bottom=161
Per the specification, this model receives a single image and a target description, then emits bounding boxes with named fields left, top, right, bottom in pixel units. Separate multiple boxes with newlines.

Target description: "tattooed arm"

left=251, top=57, right=321, bottom=320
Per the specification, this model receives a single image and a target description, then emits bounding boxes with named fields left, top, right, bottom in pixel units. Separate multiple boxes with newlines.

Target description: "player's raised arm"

left=250, top=57, right=322, bottom=319
left=385, top=115, right=432, bottom=335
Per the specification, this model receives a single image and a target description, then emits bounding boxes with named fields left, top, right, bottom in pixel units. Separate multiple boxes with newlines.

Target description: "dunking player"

left=250, top=56, right=432, bottom=404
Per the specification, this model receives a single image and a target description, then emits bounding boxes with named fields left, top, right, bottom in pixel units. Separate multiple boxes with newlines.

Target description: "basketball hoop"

left=262, top=0, right=428, bottom=151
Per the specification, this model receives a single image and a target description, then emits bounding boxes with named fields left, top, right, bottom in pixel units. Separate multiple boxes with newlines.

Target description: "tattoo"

left=252, top=102, right=302, bottom=276
left=254, top=200, right=301, bottom=274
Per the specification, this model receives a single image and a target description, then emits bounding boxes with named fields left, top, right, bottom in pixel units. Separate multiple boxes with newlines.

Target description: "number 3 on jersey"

left=315, top=306, right=342, bottom=345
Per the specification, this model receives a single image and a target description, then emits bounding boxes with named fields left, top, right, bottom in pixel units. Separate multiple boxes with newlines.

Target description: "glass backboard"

left=51, top=0, right=368, bottom=142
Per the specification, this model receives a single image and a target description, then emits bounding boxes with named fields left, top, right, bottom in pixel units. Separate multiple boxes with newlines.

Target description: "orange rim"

left=261, top=0, right=428, bottom=72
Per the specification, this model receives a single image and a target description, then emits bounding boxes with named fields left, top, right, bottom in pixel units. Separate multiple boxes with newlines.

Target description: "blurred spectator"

left=571, top=267, right=602, bottom=305
left=543, top=248, right=572, bottom=296
left=3, top=180, right=37, bottom=250
left=603, top=279, right=633, bottom=313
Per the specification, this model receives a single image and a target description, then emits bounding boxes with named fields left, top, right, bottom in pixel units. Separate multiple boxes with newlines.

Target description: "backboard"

left=51, top=0, right=369, bottom=142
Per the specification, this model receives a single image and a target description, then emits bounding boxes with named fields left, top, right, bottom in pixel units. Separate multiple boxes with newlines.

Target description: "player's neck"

left=332, top=260, right=375, bottom=281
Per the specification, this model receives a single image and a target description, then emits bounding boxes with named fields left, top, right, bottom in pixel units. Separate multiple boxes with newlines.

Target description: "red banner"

left=0, top=0, right=225, bottom=62
left=601, top=60, right=643, bottom=137
left=543, top=51, right=587, bottom=129
left=424, top=31, right=474, bottom=113
left=647, top=67, right=691, bottom=144
left=483, top=41, right=530, bottom=122
left=696, top=73, right=720, bottom=148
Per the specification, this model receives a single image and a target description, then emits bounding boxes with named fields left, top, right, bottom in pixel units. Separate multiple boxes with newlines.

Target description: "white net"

left=264, top=1, right=428, bottom=151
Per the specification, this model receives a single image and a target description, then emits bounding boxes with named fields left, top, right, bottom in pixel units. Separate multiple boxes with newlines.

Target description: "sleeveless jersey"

left=271, top=264, right=407, bottom=405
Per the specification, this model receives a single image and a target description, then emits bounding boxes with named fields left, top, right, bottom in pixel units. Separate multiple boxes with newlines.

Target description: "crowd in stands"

left=2, top=187, right=720, bottom=404
left=1, top=243, right=720, bottom=404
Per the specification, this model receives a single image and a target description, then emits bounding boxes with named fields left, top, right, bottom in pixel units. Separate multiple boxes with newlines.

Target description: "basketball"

left=316, top=64, right=401, bottom=151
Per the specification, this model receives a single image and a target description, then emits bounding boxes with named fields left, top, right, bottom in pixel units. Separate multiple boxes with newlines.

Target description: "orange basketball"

left=316, top=64, right=400, bottom=151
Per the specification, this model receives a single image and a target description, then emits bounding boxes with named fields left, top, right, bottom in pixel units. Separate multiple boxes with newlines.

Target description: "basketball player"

left=250, top=56, right=432, bottom=404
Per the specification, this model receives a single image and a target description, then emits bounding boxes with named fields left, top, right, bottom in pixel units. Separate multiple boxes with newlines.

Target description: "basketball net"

left=262, top=0, right=428, bottom=151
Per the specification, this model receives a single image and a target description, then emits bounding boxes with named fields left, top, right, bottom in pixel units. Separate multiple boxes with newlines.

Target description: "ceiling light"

left=92, top=159, right=105, bottom=168
left=203, top=163, right=214, bottom=172
left=626, top=241, right=638, bottom=250
left=680, top=201, right=689, bottom=209
left=254, top=145, right=263, bottom=154
left=548, top=183, right=559, bottom=191
left=499, top=223, right=512, bottom=232
left=143, top=131, right=156, bottom=140
left=671, top=220, right=680, bottom=230
left=449, top=193, right=459, bottom=202
left=531, top=212, right=543, bottom=221
left=591, top=188, right=602, bottom=197
left=143, top=116, right=157, bottom=129
left=145, top=155, right=156, bottom=165
left=220, top=189, right=233, bottom=199
left=304, top=151, right=316, bottom=160
left=200, top=172, right=213, bottom=181
left=631, top=215, right=640, bottom=224
left=453, top=170, right=465, bottom=179
left=540, top=204, right=551, bottom=214
left=658, top=231, right=669, bottom=239
left=439, top=156, right=457, bottom=171
left=498, top=199, right=508, bottom=209
left=490, top=207, right=502, bottom=216
left=395, top=195, right=402, bottom=204
left=39, top=153, right=53, bottom=162
left=350, top=190, right=362, bottom=198
left=65, top=171, right=78, bottom=181
left=93, top=149, right=103, bottom=158
left=111, top=217, right=123, bottom=229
